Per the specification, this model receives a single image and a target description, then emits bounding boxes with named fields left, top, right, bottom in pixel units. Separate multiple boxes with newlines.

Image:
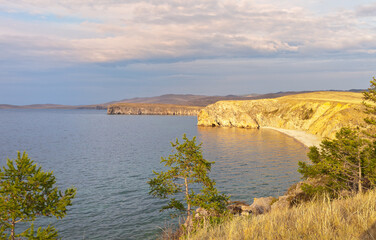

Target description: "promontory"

left=107, top=103, right=202, bottom=116
left=197, top=91, right=367, bottom=145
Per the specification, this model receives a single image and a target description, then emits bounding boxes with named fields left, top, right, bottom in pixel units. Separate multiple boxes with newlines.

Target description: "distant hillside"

left=108, top=94, right=207, bottom=106
left=0, top=104, right=107, bottom=110
left=0, top=90, right=365, bottom=109
left=0, top=104, right=72, bottom=109
left=108, top=91, right=327, bottom=107
left=0, top=104, right=19, bottom=109
left=108, top=94, right=248, bottom=107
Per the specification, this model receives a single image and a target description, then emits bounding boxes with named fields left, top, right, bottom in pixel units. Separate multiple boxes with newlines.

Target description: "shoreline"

left=263, top=127, right=321, bottom=148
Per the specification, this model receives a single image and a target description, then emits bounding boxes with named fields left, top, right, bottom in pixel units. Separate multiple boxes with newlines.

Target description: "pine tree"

left=363, top=76, right=376, bottom=137
left=148, top=134, right=229, bottom=229
left=298, top=128, right=376, bottom=197
left=0, top=152, right=76, bottom=239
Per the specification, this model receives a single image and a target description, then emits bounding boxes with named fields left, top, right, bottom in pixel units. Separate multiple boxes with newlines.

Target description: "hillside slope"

left=107, top=92, right=321, bottom=107
left=197, top=92, right=366, bottom=139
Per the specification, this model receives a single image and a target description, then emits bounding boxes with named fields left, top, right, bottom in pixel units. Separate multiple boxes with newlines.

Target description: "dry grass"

left=278, top=91, right=364, bottom=104
left=222, top=92, right=365, bottom=105
left=188, top=190, right=376, bottom=240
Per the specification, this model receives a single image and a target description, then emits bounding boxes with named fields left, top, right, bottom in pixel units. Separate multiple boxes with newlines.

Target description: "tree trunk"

left=11, top=220, right=15, bottom=240
left=184, top=177, right=192, bottom=228
left=358, top=160, right=362, bottom=194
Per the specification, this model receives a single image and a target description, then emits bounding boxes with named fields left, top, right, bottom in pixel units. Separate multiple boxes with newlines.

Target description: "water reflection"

left=197, top=126, right=309, bottom=202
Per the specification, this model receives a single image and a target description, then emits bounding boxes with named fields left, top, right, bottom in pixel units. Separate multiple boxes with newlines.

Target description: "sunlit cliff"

left=197, top=92, right=366, bottom=139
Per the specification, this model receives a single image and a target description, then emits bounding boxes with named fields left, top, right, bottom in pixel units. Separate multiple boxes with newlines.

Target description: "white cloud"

left=356, top=3, right=376, bottom=17
left=0, top=0, right=375, bottom=63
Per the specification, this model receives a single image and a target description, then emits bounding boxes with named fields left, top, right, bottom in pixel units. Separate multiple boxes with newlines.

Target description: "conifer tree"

left=0, top=152, right=76, bottom=240
left=363, top=76, right=376, bottom=137
left=298, top=128, right=376, bottom=197
left=148, top=134, right=229, bottom=228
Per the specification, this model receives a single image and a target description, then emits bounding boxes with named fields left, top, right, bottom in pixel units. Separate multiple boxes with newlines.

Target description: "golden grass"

left=188, top=190, right=376, bottom=240
left=221, top=92, right=364, bottom=105
left=278, top=91, right=364, bottom=104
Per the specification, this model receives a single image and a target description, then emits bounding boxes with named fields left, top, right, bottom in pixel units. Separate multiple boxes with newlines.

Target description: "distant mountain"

left=108, top=94, right=208, bottom=106
left=109, top=94, right=255, bottom=107
left=0, top=104, right=19, bottom=109
left=0, top=104, right=107, bottom=110
left=0, top=90, right=365, bottom=109
left=108, top=92, right=315, bottom=107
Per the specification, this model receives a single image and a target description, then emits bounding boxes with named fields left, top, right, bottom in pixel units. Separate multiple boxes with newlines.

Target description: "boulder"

left=227, top=201, right=250, bottom=215
left=286, top=177, right=327, bottom=205
left=240, top=205, right=252, bottom=216
left=271, top=195, right=291, bottom=211
left=249, top=196, right=275, bottom=215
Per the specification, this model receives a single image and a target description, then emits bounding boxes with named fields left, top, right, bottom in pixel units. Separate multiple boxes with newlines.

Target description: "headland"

left=197, top=91, right=366, bottom=146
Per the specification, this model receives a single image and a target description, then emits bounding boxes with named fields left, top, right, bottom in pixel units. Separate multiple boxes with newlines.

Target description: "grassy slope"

left=277, top=91, right=364, bottom=104
left=219, top=91, right=364, bottom=105
left=189, top=189, right=376, bottom=240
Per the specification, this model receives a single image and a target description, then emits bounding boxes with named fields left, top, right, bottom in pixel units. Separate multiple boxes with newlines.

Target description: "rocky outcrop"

left=271, top=195, right=291, bottom=211
left=227, top=201, right=250, bottom=216
left=197, top=92, right=367, bottom=139
left=107, top=103, right=202, bottom=116
left=248, top=196, right=276, bottom=215
left=227, top=197, right=277, bottom=216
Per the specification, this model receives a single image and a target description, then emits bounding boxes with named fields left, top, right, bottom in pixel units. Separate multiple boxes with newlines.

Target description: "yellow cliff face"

left=197, top=92, right=366, bottom=139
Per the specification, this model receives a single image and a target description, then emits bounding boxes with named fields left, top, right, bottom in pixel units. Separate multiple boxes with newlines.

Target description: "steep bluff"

left=107, top=103, right=202, bottom=116
left=197, top=92, right=367, bottom=139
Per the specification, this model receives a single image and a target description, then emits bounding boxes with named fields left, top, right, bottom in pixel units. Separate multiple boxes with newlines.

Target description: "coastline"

left=263, top=127, right=321, bottom=148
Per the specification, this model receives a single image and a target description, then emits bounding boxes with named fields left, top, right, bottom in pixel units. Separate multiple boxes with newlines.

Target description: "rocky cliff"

left=197, top=92, right=367, bottom=139
left=107, top=103, right=202, bottom=116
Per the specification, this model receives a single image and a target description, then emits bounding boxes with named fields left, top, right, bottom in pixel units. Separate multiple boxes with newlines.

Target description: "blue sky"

left=0, top=0, right=375, bottom=105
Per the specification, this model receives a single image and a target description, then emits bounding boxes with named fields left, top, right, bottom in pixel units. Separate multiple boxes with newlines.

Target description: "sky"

left=0, top=0, right=375, bottom=105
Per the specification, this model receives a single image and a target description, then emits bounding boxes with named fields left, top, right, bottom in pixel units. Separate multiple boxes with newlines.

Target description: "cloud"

left=0, top=0, right=375, bottom=65
left=356, top=3, right=376, bottom=17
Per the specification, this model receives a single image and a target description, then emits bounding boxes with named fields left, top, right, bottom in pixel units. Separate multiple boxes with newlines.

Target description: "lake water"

left=0, top=109, right=308, bottom=239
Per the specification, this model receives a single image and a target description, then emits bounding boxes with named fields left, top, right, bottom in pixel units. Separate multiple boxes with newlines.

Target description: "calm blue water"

left=0, top=109, right=308, bottom=239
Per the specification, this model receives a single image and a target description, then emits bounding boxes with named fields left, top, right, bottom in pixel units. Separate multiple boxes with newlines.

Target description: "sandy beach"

left=264, top=127, right=322, bottom=148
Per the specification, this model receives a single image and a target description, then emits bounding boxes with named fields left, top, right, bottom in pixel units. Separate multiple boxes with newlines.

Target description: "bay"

left=0, top=109, right=308, bottom=239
